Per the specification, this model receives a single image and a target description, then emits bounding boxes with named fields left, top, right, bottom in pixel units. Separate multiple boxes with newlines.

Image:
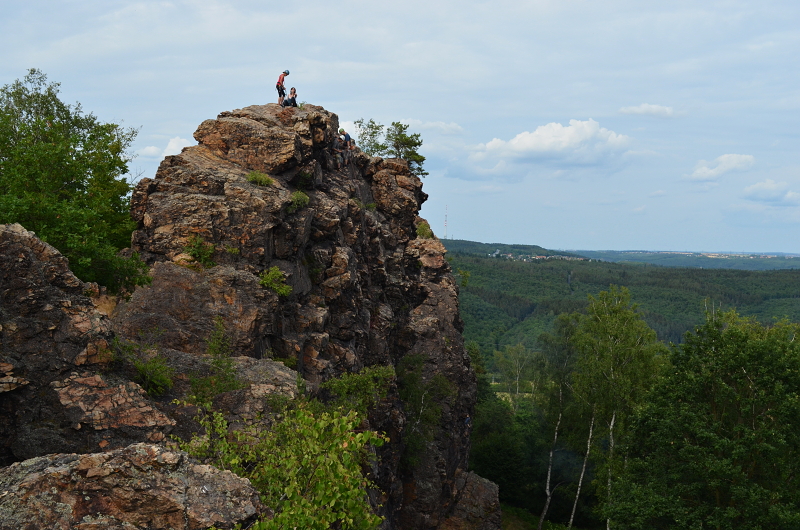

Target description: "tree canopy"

left=353, top=118, right=427, bottom=178
left=609, top=311, right=800, bottom=529
left=0, top=69, right=148, bottom=292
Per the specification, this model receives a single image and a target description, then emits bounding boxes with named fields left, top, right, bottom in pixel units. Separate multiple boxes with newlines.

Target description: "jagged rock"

left=0, top=224, right=173, bottom=464
left=113, top=262, right=279, bottom=357
left=440, top=471, right=502, bottom=530
left=0, top=443, right=267, bottom=530
left=122, top=103, right=497, bottom=529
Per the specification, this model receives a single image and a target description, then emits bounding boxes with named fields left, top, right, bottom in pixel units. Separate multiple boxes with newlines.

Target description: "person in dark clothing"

left=282, top=87, right=298, bottom=107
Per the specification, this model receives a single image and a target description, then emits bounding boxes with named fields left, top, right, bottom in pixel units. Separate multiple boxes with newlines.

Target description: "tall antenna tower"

left=444, top=205, right=448, bottom=239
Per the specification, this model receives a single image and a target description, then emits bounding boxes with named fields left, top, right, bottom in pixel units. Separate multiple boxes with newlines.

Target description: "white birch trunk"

left=568, top=411, right=595, bottom=529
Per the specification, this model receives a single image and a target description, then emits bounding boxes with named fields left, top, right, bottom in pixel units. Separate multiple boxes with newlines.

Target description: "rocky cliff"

left=0, top=103, right=499, bottom=529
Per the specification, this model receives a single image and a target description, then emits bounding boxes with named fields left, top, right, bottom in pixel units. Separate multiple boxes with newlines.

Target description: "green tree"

left=0, top=69, right=148, bottom=292
left=609, top=311, right=800, bottom=530
left=494, top=343, right=537, bottom=411
left=568, top=286, right=667, bottom=527
left=352, top=118, right=427, bottom=178
left=385, top=121, right=428, bottom=178
left=353, top=118, right=387, bottom=157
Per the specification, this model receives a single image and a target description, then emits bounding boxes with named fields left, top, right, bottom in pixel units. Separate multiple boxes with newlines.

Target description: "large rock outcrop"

left=0, top=443, right=266, bottom=529
left=0, top=103, right=499, bottom=529
left=118, top=103, right=491, bottom=528
left=0, top=224, right=174, bottom=463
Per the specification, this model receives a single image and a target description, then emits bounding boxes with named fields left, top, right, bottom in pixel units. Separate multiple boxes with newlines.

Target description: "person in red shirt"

left=276, top=70, right=289, bottom=105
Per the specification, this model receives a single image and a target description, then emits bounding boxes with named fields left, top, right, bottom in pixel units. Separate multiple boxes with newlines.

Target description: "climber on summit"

left=276, top=70, right=289, bottom=106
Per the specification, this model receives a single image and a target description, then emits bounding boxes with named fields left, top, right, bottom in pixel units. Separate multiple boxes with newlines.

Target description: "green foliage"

left=184, top=235, right=216, bottom=268
left=396, top=354, right=456, bottom=468
left=444, top=243, right=800, bottom=354
left=180, top=404, right=385, bottom=530
left=295, top=170, right=313, bottom=190
left=178, top=366, right=394, bottom=529
left=353, top=118, right=387, bottom=157
left=247, top=171, right=274, bottom=187
left=0, top=69, right=149, bottom=293
left=416, top=220, right=434, bottom=239
left=224, top=245, right=240, bottom=255
left=320, top=365, right=395, bottom=417
left=287, top=190, right=309, bottom=213
left=259, top=266, right=292, bottom=296
left=384, top=122, right=428, bottom=178
left=113, top=335, right=174, bottom=396
left=188, top=316, right=242, bottom=405
left=353, top=118, right=427, bottom=178
left=608, top=312, right=800, bottom=529
left=466, top=341, right=493, bottom=404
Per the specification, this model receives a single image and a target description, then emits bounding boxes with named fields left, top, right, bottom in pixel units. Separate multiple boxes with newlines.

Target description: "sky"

left=2, top=0, right=799, bottom=253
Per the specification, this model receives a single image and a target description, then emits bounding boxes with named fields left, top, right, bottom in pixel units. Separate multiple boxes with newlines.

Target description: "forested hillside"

left=577, top=249, right=800, bottom=270
left=447, top=240, right=800, bottom=529
left=445, top=247, right=800, bottom=357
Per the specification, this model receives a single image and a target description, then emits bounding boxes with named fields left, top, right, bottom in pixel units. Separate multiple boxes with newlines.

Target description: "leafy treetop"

left=0, top=69, right=148, bottom=293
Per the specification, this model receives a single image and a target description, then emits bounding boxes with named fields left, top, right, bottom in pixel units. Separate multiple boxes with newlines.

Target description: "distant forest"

left=442, top=239, right=800, bottom=360
left=444, top=240, right=800, bottom=529
left=577, top=249, right=800, bottom=270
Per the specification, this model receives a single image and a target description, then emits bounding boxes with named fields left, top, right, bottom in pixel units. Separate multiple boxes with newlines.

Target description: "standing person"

left=276, top=70, right=289, bottom=106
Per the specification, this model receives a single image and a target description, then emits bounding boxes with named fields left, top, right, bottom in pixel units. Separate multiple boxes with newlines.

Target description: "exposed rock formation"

left=118, top=103, right=492, bottom=528
left=0, top=224, right=173, bottom=463
left=0, top=102, right=499, bottom=529
left=0, top=443, right=266, bottom=529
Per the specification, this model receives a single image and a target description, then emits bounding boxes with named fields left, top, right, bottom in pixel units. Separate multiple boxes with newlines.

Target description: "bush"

left=188, top=316, right=242, bottom=405
left=259, top=266, right=292, bottom=297
left=287, top=190, right=309, bottom=213
left=113, top=335, right=174, bottom=396
left=247, top=171, right=274, bottom=187
left=177, top=365, right=395, bottom=529
left=184, top=235, right=216, bottom=268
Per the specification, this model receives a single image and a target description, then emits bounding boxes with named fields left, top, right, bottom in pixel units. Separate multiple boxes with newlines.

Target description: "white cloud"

left=690, top=154, right=755, bottom=181
left=136, top=137, right=195, bottom=159
left=471, top=119, right=630, bottom=166
left=402, top=119, right=464, bottom=135
left=649, top=190, right=666, bottom=197
left=743, top=179, right=800, bottom=205
left=163, top=137, right=193, bottom=156
left=619, top=103, right=674, bottom=117
left=137, top=145, right=162, bottom=157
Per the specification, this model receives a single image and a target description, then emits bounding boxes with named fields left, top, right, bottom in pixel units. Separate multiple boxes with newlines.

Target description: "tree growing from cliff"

left=0, top=69, right=149, bottom=292
left=353, top=118, right=427, bottom=178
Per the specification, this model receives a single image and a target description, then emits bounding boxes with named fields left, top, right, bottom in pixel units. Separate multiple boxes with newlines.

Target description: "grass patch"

left=287, top=190, right=309, bottom=213
left=247, top=171, right=274, bottom=187
left=416, top=220, right=434, bottom=239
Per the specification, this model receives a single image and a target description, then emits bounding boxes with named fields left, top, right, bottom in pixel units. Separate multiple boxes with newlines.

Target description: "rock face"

left=0, top=443, right=266, bottom=530
left=0, top=103, right=499, bottom=529
left=0, top=224, right=174, bottom=463
left=118, top=103, right=493, bottom=528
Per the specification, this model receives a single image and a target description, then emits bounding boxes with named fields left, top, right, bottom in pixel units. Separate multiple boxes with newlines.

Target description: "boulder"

left=0, top=443, right=267, bottom=530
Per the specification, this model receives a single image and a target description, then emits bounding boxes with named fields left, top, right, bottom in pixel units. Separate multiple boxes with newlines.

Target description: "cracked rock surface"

left=0, top=443, right=266, bottom=530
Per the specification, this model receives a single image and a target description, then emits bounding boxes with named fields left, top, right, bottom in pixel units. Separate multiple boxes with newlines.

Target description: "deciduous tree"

left=0, top=69, right=148, bottom=292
